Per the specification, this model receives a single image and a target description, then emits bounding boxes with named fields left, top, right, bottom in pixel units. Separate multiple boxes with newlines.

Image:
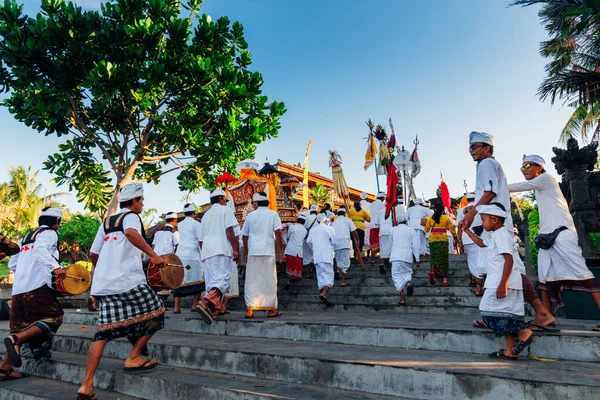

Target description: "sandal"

left=123, top=359, right=158, bottom=372
left=379, top=264, right=386, bottom=275
left=0, top=367, right=29, bottom=381
left=593, top=325, right=600, bottom=332
left=513, top=336, right=534, bottom=356
left=472, top=319, right=488, bottom=329
left=340, top=282, right=349, bottom=287
left=443, top=281, right=450, bottom=287
left=398, top=301, right=406, bottom=306
left=267, top=311, right=283, bottom=318
left=428, top=271, right=436, bottom=285
left=194, top=305, right=214, bottom=325
left=488, top=349, right=518, bottom=360
left=3, top=334, right=22, bottom=368
left=283, top=282, right=291, bottom=291
left=406, top=284, right=414, bottom=296
left=334, top=270, right=341, bottom=281
left=244, top=313, right=255, bottom=319
left=319, top=294, right=332, bottom=307
left=529, top=323, right=561, bottom=333
left=77, top=393, right=98, bottom=400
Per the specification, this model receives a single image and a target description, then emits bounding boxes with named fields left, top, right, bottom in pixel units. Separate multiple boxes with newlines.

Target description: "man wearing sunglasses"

left=459, top=132, right=555, bottom=330
left=509, top=155, right=600, bottom=332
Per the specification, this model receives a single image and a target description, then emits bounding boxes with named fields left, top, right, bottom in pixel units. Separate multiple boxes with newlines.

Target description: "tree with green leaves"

left=59, top=213, right=101, bottom=262
left=0, top=0, right=285, bottom=215
left=309, top=183, right=332, bottom=207
left=513, top=0, right=600, bottom=143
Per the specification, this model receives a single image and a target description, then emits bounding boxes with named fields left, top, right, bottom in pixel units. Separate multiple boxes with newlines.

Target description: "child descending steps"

left=463, top=203, right=534, bottom=360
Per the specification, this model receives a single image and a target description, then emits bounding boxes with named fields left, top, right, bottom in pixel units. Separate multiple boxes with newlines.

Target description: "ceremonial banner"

left=303, top=139, right=312, bottom=209
left=364, top=135, right=377, bottom=170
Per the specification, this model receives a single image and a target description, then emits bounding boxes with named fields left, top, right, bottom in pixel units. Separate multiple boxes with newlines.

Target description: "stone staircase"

left=1, top=254, right=600, bottom=399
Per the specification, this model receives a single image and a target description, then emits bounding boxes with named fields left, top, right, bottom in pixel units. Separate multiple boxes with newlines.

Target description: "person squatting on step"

left=460, top=131, right=555, bottom=330
left=242, top=192, right=285, bottom=319
left=77, top=184, right=166, bottom=400
left=332, top=207, right=359, bottom=287
left=195, top=189, right=240, bottom=325
left=509, top=154, right=600, bottom=332
left=307, top=214, right=336, bottom=307
left=463, top=203, right=534, bottom=360
left=283, top=215, right=307, bottom=294
left=173, top=203, right=205, bottom=313
left=2, top=207, right=66, bottom=381
left=389, top=207, right=421, bottom=306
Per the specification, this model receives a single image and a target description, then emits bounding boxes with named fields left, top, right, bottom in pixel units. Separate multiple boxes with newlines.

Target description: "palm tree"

left=309, top=183, right=331, bottom=207
left=0, top=166, right=68, bottom=239
left=513, top=0, right=600, bottom=142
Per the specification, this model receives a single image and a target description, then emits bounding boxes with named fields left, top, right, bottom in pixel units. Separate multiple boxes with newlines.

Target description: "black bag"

left=534, top=226, right=568, bottom=250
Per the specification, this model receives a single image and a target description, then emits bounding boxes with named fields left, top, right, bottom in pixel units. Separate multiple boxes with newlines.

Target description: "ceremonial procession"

left=2, top=1, right=600, bottom=399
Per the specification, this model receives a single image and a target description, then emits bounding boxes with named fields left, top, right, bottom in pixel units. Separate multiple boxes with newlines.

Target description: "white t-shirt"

left=200, top=204, right=238, bottom=260
left=90, top=212, right=147, bottom=296
left=369, top=199, right=385, bottom=228
left=406, top=205, right=433, bottom=231
left=152, top=227, right=180, bottom=256
left=241, top=206, right=283, bottom=257
left=331, top=215, right=356, bottom=250
left=176, top=217, right=202, bottom=259
left=285, top=223, right=307, bottom=257
left=483, top=227, right=523, bottom=290
left=474, top=157, right=513, bottom=229
left=306, top=223, right=334, bottom=264
left=10, top=227, right=62, bottom=295
left=389, top=224, right=420, bottom=263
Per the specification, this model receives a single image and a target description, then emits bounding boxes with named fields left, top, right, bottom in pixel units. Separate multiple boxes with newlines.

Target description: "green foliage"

left=0, top=258, right=9, bottom=282
left=588, top=232, right=600, bottom=258
left=59, top=213, right=101, bottom=262
left=528, top=207, right=540, bottom=271
left=0, top=0, right=286, bottom=214
left=309, top=183, right=331, bottom=207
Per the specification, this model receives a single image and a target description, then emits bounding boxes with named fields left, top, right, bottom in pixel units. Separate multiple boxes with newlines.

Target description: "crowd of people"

left=2, top=131, right=600, bottom=398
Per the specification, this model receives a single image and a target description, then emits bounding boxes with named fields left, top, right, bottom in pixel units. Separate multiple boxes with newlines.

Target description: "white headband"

left=166, top=212, right=177, bottom=219
left=376, top=192, right=386, bottom=199
left=40, top=208, right=62, bottom=218
left=252, top=193, right=268, bottom=202
left=415, top=198, right=424, bottom=204
left=183, top=203, right=196, bottom=212
left=469, top=131, right=495, bottom=147
left=360, top=192, right=367, bottom=200
left=210, top=189, right=226, bottom=198
left=310, top=204, right=318, bottom=211
left=337, top=207, right=346, bottom=213
left=467, top=192, right=476, bottom=200
left=120, top=183, right=144, bottom=202
left=522, top=154, right=546, bottom=168
left=476, top=204, right=508, bottom=218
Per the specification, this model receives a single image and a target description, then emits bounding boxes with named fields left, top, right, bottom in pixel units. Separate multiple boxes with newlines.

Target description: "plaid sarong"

left=96, top=283, right=165, bottom=332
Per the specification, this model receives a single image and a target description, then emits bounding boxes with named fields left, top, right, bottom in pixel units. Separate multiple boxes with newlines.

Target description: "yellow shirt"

left=425, top=214, right=457, bottom=243
left=347, top=208, right=371, bottom=231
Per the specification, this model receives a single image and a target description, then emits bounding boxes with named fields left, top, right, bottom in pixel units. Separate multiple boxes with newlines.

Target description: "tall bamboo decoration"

left=302, top=139, right=312, bottom=209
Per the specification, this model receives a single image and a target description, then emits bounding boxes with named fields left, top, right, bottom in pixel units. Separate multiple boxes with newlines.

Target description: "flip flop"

left=195, top=305, right=214, bottom=325
left=488, top=349, right=519, bottom=360
left=529, top=323, right=561, bottom=333
left=398, top=301, right=406, bottom=306
left=475, top=293, right=483, bottom=297
left=267, top=311, right=283, bottom=318
left=406, top=285, right=414, bottom=296
left=443, top=282, right=450, bottom=287
left=428, top=271, right=436, bottom=285
left=319, top=294, right=332, bottom=307
left=245, top=314, right=255, bottom=319
left=283, top=282, right=291, bottom=291
left=173, top=310, right=181, bottom=314
left=334, top=270, right=341, bottom=281
left=3, top=335, right=22, bottom=368
left=123, top=359, right=158, bottom=372
left=379, top=264, right=386, bottom=275
left=472, top=319, right=488, bottom=329
left=593, top=325, right=600, bottom=332
left=0, top=368, right=29, bottom=381
left=340, top=283, right=349, bottom=287
left=513, top=336, right=535, bottom=356
left=76, top=393, right=98, bottom=400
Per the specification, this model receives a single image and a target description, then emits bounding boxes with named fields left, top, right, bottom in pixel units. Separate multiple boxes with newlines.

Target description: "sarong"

left=204, top=255, right=232, bottom=294
left=334, top=249, right=351, bottom=273
left=302, top=241, right=314, bottom=266
left=316, top=262, right=334, bottom=290
left=430, top=241, right=449, bottom=278
left=225, top=260, right=240, bottom=299
left=369, top=228, right=380, bottom=252
left=415, top=230, right=427, bottom=256
left=285, top=255, right=303, bottom=281
left=172, top=257, right=204, bottom=298
left=94, top=283, right=165, bottom=342
left=539, top=278, right=600, bottom=312
left=480, top=289, right=528, bottom=337
left=245, top=255, right=278, bottom=311
left=391, top=261, right=413, bottom=292
left=379, top=235, right=391, bottom=259
left=521, top=274, right=538, bottom=303
left=10, top=285, right=63, bottom=362
left=463, top=243, right=485, bottom=279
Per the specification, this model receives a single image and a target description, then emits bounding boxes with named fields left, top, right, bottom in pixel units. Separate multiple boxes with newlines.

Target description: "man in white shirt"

left=284, top=216, right=307, bottom=294
left=406, top=198, right=433, bottom=260
left=369, top=192, right=386, bottom=256
left=78, top=184, right=166, bottom=399
left=378, top=203, right=396, bottom=275
left=195, top=189, right=240, bottom=325
left=459, top=132, right=554, bottom=330
left=242, top=192, right=285, bottom=318
left=302, top=204, right=319, bottom=276
left=307, top=214, right=335, bottom=306
left=509, top=154, right=600, bottom=331
left=152, top=212, right=180, bottom=256
left=2, top=208, right=66, bottom=378
left=332, top=207, right=358, bottom=287
left=390, top=208, right=421, bottom=305
left=173, top=203, right=205, bottom=313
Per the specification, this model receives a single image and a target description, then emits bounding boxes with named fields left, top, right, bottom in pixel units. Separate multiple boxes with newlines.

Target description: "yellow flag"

left=364, top=135, right=377, bottom=170
left=303, top=139, right=312, bottom=208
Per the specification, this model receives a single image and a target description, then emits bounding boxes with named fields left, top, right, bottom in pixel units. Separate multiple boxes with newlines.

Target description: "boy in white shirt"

left=389, top=208, right=421, bottom=305
left=284, top=216, right=307, bottom=294
left=463, top=203, right=533, bottom=360
left=307, top=215, right=335, bottom=307
left=331, top=207, right=359, bottom=287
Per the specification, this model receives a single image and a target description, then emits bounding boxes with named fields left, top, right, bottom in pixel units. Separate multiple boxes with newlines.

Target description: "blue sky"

left=0, top=0, right=574, bottom=214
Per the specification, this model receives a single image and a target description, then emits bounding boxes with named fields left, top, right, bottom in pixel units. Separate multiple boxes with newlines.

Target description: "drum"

left=53, top=263, right=92, bottom=296
left=147, top=253, right=184, bottom=291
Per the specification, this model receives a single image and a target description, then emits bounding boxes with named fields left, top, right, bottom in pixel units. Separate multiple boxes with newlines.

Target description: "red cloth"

left=385, top=163, right=398, bottom=218
left=370, top=228, right=380, bottom=251
left=285, top=255, right=303, bottom=281
left=204, top=287, right=226, bottom=315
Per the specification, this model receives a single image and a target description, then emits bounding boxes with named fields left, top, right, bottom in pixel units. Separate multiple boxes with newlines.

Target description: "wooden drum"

left=147, top=253, right=184, bottom=291
left=53, top=263, right=92, bottom=296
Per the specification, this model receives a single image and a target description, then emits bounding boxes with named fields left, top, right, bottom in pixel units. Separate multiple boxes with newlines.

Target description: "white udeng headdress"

left=210, top=189, right=226, bottom=198
left=469, top=131, right=495, bottom=147
left=252, top=192, right=268, bottom=202
left=40, top=208, right=63, bottom=218
left=120, top=183, right=144, bottom=202
left=183, top=202, right=196, bottom=212
left=477, top=204, right=507, bottom=218
left=166, top=212, right=178, bottom=219
left=522, top=154, right=546, bottom=168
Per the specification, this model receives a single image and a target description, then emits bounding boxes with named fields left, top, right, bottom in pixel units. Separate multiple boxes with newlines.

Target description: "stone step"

left=6, top=350, right=405, bottom=400
left=0, top=374, right=142, bottom=400
left=276, top=276, right=474, bottom=287
left=278, top=268, right=473, bottom=279
left=275, top=293, right=482, bottom=307
left=251, top=301, right=481, bottom=315
left=3, top=323, right=599, bottom=399
left=342, top=261, right=469, bottom=271
left=60, top=311, right=600, bottom=362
